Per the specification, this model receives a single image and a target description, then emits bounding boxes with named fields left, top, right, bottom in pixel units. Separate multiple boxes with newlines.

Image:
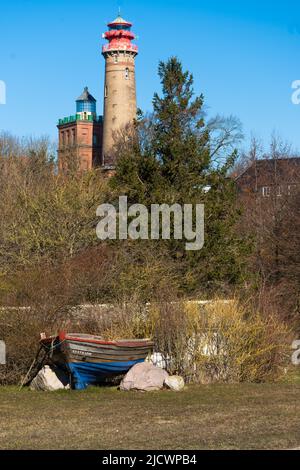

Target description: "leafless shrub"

left=0, top=297, right=291, bottom=385
left=142, top=300, right=290, bottom=383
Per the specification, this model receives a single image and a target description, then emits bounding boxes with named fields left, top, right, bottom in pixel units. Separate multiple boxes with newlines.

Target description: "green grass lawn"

left=1, top=381, right=300, bottom=450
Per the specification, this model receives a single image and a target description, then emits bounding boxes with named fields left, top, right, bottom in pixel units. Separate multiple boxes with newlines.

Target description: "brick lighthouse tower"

left=102, top=14, right=138, bottom=166
left=57, top=87, right=103, bottom=171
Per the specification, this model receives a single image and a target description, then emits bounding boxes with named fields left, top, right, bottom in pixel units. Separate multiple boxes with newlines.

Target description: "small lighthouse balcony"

left=58, top=115, right=102, bottom=126
left=102, top=43, right=138, bottom=54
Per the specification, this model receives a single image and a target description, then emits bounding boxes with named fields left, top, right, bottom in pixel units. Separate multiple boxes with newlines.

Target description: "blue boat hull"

left=68, top=359, right=145, bottom=390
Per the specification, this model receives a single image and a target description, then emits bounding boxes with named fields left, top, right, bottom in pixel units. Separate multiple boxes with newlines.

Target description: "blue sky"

left=0, top=0, right=300, bottom=152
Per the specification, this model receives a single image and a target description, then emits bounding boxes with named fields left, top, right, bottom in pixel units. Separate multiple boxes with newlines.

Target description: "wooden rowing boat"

left=40, top=331, right=154, bottom=389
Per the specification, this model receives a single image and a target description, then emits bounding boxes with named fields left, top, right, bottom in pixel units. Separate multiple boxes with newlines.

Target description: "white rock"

left=145, top=352, right=170, bottom=369
left=120, top=362, right=169, bottom=392
left=164, top=375, right=185, bottom=391
left=30, top=365, right=70, bottom=391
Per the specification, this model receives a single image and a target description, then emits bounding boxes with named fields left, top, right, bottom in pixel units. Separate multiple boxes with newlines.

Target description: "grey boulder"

left=120, top=362, right=169, bottom=391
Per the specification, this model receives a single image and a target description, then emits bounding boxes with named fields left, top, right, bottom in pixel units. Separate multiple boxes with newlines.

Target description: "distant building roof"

left=76, top=87, right=96, bottom=102
left=236, top=157, right=300, bottom=180
left=235, top=157, right=300, bottom=192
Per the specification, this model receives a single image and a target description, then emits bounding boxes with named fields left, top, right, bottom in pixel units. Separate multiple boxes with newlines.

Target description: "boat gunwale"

left=40, top=331, right=153, bottom=349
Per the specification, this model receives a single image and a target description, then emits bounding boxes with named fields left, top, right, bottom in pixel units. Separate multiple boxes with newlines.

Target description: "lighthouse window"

left=109, top=25, right=130, bottom=31
left=77, top=101, right=96, bottom=113
left=114, top=55, right=118, bottom=63
left=125, top=68, right=129, bottom=79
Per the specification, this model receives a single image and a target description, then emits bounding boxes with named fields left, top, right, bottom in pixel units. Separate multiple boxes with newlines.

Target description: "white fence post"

left=0, top=340, right=6, bottom=365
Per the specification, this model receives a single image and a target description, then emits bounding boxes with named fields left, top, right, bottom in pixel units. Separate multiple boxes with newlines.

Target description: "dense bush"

left=144, top=300, right=292, bottom=383
left=0, top=299, right=291, bottom=385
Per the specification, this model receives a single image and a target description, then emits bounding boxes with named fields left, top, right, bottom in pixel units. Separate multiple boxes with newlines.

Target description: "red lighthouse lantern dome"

left=102, top=14, right=138, bottom=55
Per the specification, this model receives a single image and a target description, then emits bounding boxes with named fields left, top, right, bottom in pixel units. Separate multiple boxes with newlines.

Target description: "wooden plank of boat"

left=66, top=339, right=152, bottom=349
left=64, top=342, right=152, bottom=363
left=67, top=348, right=149, bottom=357
left=63, top=333, right=153, bottom=348
left=66, top=350, right=150, bottom=362
left=65, top=341, right=152, bottom=355
left=66, top=333, right=152, bottom=343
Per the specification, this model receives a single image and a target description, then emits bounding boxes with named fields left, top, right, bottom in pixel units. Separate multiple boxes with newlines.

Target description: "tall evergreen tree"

left=111, top=57, right=250, bottom=294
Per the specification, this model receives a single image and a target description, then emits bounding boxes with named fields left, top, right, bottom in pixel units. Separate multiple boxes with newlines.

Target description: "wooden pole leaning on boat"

left=19, top=344, right=44, bottom=390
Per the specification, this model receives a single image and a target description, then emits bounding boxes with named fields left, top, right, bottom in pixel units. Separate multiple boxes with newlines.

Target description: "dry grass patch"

left=1, top=382, right=300, bottom=450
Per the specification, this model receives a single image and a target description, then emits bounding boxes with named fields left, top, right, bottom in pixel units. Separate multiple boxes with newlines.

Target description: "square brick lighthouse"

left=57, top=13, right=138, bottom=172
